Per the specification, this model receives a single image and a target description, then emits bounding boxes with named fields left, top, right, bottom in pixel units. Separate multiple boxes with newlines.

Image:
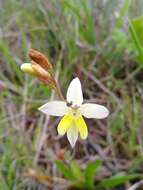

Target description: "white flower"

left=39, top=78, right=109, bottom=148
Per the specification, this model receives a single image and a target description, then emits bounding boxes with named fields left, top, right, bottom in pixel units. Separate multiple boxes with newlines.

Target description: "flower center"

left=67, top=108, right=81, bottom=118
left=66, top=101, right=80, bottom=109
left=66, top=101, right=81, bottom=118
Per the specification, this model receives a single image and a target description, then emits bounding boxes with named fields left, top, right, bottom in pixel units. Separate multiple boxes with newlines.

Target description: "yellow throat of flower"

left=57, top=107, right=88, bottom=141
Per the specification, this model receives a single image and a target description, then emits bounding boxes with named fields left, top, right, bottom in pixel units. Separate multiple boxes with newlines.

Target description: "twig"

left=0, top=80, right=22, bottom=95
left=34, top=93, right=54, bottom=165
left=0, top=113, right=23, bottom=125
left=21, top=75, right=28, bottom=129
left=124, top=67, right=142, bottom=84
left=82, top=68, right=122, bottom=107
left=127, top=180, right=143, bottom=190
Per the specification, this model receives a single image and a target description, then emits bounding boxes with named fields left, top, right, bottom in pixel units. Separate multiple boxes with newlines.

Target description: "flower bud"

left=31, top=61, right=56, bottom=88
left=20, top=63, right=36, bottom=76
left=31, top=61, right=51, bottom=78
left=28, top=49, right=52, bottom=70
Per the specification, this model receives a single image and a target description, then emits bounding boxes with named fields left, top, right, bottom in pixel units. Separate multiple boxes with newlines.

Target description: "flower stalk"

left=54, top=81, right=65, bottom=101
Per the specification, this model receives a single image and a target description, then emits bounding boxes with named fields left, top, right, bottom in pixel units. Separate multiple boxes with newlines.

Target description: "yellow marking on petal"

left=75, top=116, right=88, bottom=139
left=57, top=115, right=73, bottom=135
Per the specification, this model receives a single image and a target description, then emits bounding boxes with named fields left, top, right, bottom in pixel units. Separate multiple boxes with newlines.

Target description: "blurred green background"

left=1, top=0, right=143, bottom=189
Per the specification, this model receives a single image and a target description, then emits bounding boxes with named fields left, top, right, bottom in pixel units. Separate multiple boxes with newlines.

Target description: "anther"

left=66, top=101, right=72, bottom=107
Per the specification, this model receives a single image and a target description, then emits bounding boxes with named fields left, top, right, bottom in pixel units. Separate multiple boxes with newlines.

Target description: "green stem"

left=55, top=82, right=65, bottom=101
left=50, top=72, right=65, bottom=101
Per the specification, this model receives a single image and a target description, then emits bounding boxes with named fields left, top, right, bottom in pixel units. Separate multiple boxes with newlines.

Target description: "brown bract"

left=29, top=48, right=53, bottom=70
left=31, top=61, right=56, bottom=88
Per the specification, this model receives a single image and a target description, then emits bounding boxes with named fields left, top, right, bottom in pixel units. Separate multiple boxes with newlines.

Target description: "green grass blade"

left=129, top=16, right=143, bottom=64
left=84, top=160, right=102, bottom=189
left=55, top=160, right=75, bottom=181
left=98, top=173, right=142, bottom=188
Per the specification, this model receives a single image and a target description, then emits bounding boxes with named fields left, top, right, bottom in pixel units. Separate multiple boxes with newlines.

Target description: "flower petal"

left=66, top=78, right=83, bottom=106
left=67, top=124, right=78, bottom=148
left=80, top=103, right=109, bottom=119
left=38, top=101, right=68, bottom=116
left=75, top=116, right=88, bottom=139
left=57, top=115, right=73, bottom=135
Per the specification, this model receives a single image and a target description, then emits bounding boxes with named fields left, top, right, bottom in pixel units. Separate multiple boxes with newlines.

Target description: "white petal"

left=38, top=101, right=68, bottom=116
left=67, top=125, right=78, bottom=148
left=80, top=103, right=109, bottom=119
left=66, top=78, right=83, bottom=107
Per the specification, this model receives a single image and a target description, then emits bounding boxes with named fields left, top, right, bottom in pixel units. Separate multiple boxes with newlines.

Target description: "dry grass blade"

left=82, top=68, right=123, bottom=108
left=128, top=180, right=143, bottom=190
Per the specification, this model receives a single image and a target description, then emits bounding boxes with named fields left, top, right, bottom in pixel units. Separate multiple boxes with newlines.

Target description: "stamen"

left=72, top=105, right=79, bottom=110
left=66, top=101, right=73, bottom=107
